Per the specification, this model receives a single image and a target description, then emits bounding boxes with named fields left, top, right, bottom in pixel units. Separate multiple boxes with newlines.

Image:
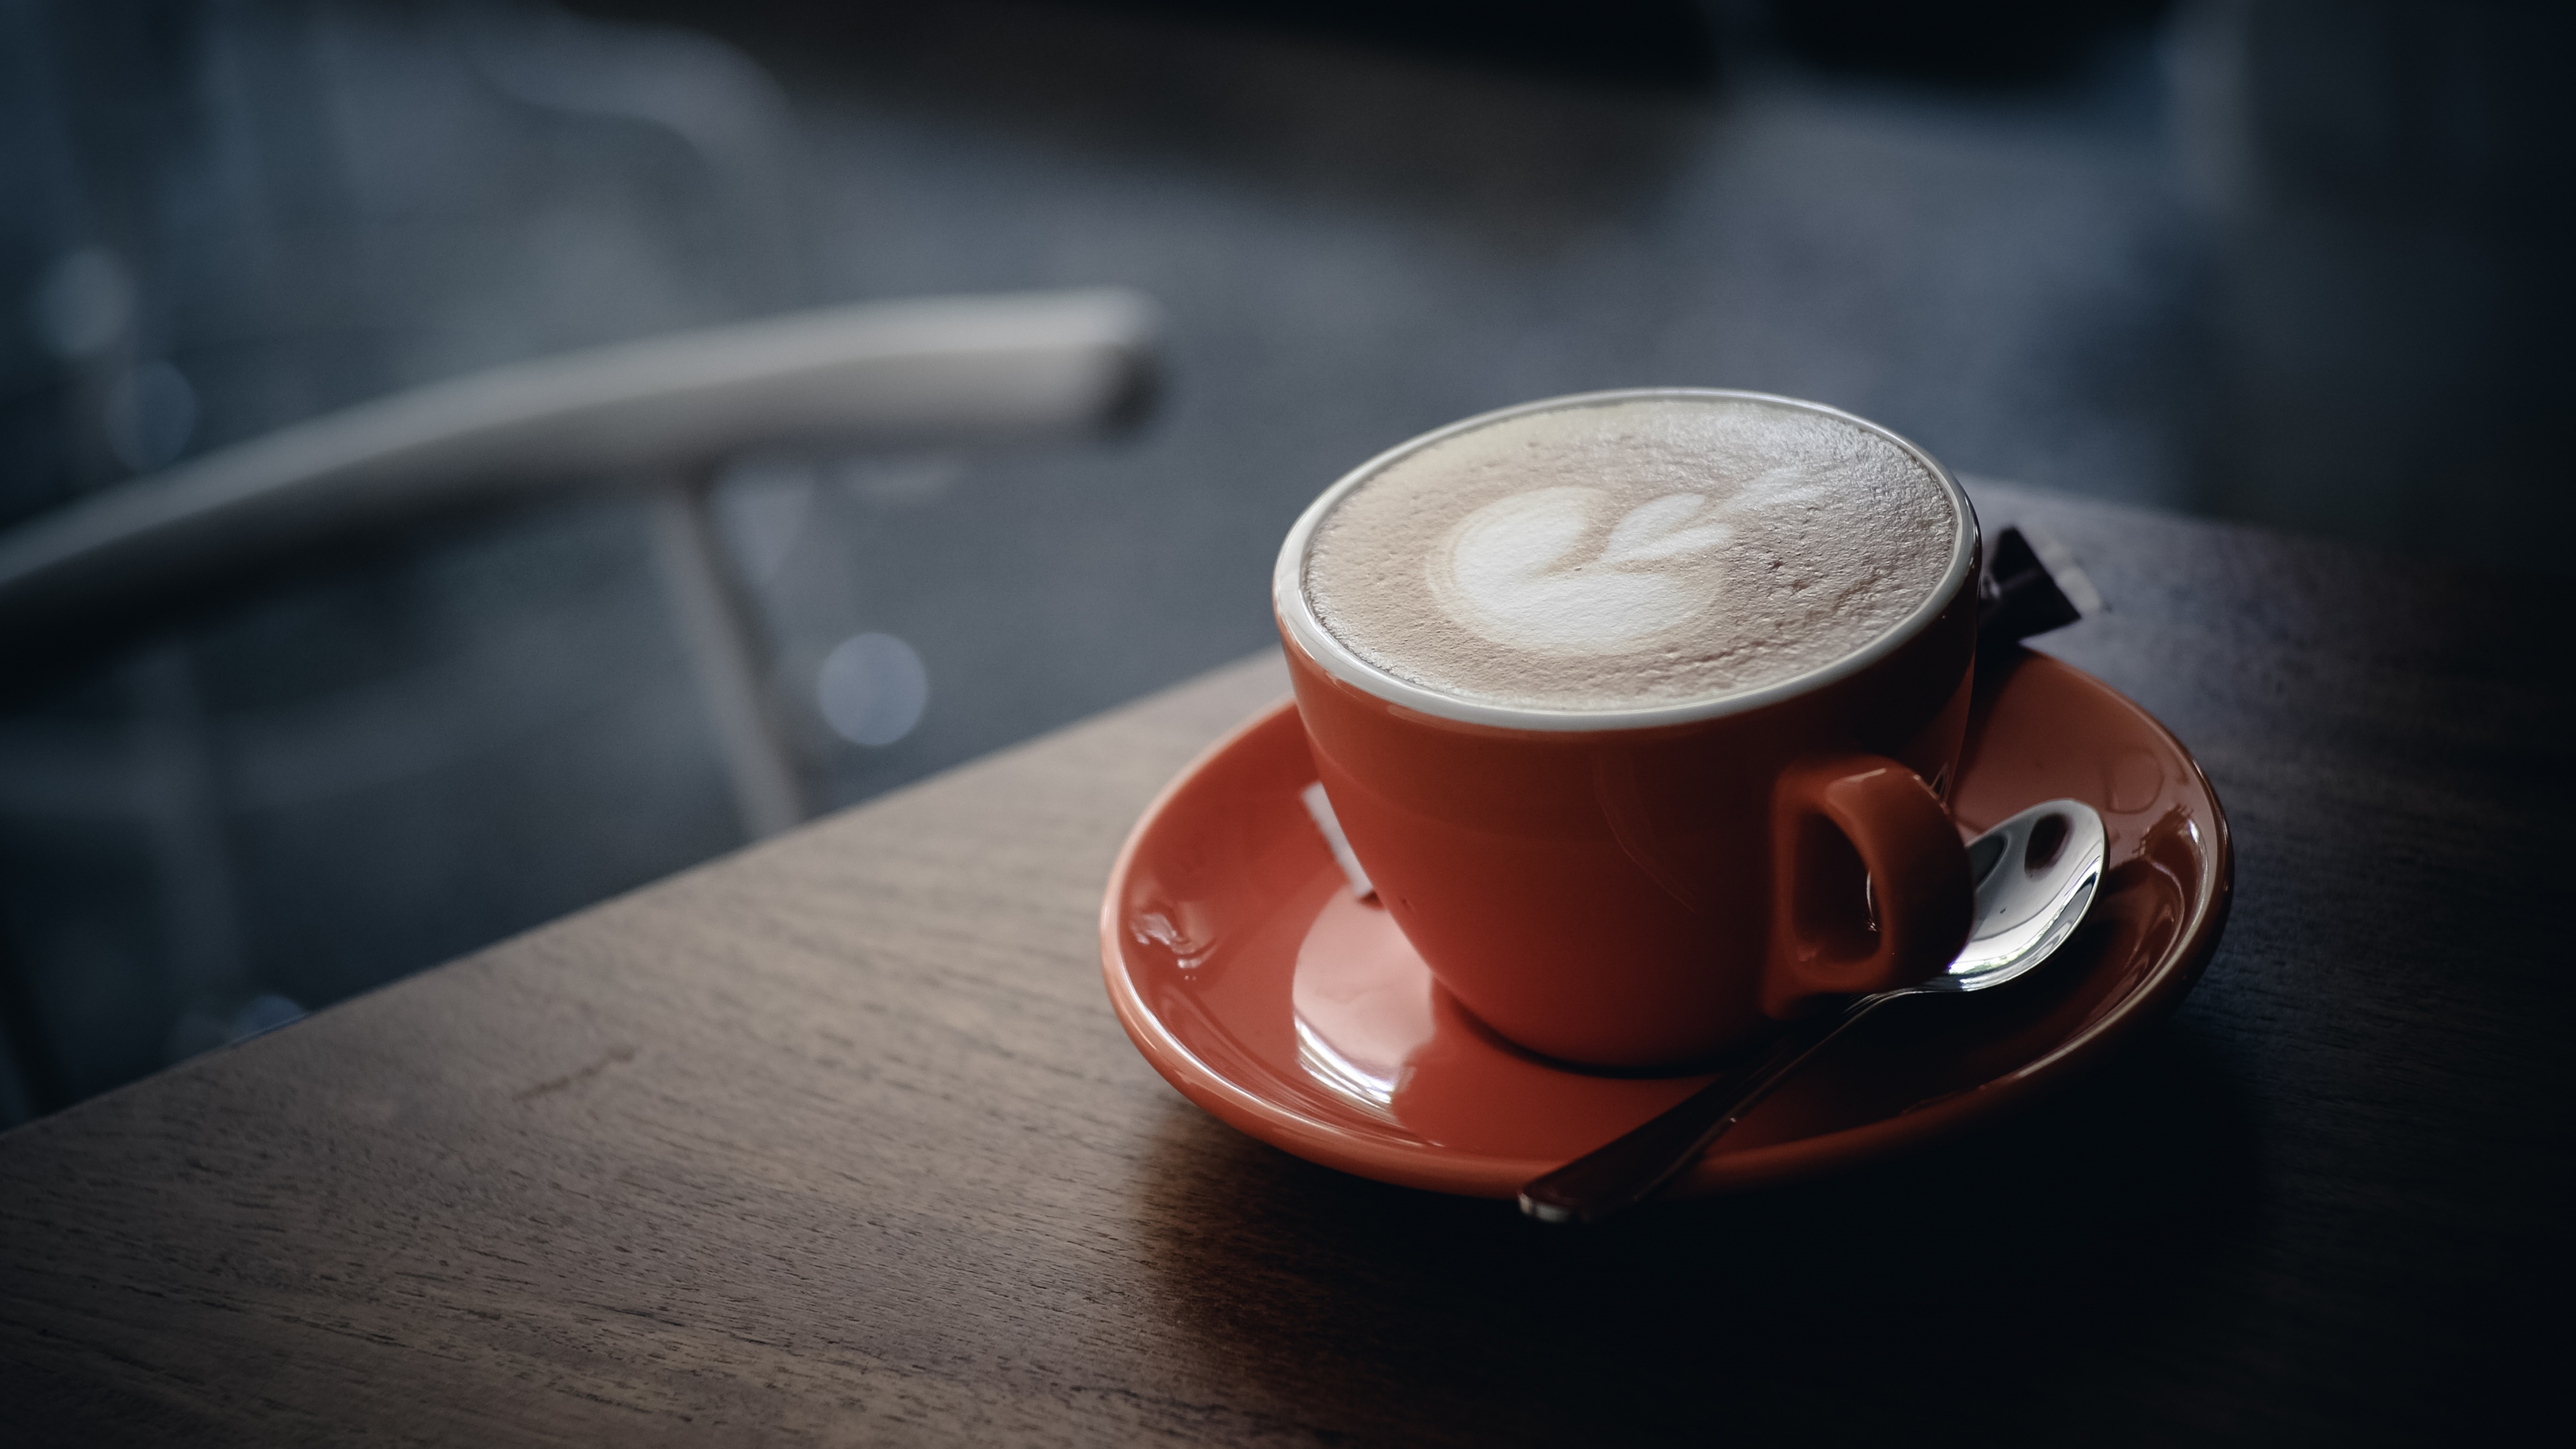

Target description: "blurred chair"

left=0, top=286, right=1158, bottom=1114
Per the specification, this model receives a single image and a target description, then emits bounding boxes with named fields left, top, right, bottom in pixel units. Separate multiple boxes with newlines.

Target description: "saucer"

left=1099, top=651, right=2232, bottom=1200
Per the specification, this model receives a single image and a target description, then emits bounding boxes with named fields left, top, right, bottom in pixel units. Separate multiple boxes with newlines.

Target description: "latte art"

left=1434, top=488, right=1733, bottom=655
left=1298, top=394, right=1964, bottom=712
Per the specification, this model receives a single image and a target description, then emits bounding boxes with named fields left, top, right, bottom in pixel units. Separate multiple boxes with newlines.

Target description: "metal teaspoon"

left=1518, top=798, right=2109, bottom=1224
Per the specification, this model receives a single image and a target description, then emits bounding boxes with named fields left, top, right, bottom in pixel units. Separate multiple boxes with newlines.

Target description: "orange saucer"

left=1099, top=651, right=2231, bottom=1200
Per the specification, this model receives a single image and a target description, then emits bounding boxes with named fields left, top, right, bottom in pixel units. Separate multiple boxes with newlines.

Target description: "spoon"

left=1518, top=797, right=2108, bottom=1224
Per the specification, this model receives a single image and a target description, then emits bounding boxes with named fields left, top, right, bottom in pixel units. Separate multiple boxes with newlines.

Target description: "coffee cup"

left=1275, top=389, right=1980, bottom=1070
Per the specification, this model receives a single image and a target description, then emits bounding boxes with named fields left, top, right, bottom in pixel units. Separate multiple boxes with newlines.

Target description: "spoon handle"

left=1517, top=990, right=1907, bottom=1224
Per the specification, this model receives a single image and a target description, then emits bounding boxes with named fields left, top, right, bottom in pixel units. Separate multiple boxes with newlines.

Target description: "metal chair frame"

left=0, top=287, right=1159, bottom=1114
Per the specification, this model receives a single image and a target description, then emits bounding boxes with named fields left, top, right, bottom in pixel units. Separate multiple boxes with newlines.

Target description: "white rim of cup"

left=1273, top=388, right=1981, bottom=733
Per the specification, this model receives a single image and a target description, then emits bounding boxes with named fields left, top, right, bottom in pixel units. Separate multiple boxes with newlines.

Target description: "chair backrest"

left=0, top=288, right=1159, bottom=692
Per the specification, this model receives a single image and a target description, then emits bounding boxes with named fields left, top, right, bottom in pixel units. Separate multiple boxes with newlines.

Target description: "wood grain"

left=2, top=484, right=2567, bottom=1446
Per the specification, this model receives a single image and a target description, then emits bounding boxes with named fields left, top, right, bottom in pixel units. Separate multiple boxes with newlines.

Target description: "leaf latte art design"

left=1432, top=487, right=1735, bottom=655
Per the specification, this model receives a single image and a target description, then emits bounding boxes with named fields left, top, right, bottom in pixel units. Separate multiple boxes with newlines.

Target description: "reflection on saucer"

left=1291, top=891, right=1434, bottom=1119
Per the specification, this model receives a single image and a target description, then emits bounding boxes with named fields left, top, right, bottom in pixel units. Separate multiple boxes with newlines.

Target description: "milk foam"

left=1300, top=396, right=1960, bottom=711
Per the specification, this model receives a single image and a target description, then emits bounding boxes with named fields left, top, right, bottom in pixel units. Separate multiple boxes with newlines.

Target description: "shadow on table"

left=1132, top=1017, right=2262, bottom=1443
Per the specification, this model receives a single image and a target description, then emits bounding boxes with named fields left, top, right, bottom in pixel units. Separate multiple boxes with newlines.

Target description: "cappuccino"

left=1297, top=394, right=1964, bottom=713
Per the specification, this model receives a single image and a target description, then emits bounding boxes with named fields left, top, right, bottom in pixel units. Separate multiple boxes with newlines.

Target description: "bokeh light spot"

left=103, top=360, right=198, bottom=472
left=816, top=632, right=928, bottom=747
left=31, top=247, right=133, bottom=358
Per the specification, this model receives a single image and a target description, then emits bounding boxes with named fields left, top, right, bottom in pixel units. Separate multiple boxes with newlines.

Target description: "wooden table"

left=3, top=486, right=2565, bottom=1444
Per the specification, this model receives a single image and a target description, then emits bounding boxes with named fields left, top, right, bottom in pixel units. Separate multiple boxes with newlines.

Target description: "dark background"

left=1, top=0, right=2569, bottom=1124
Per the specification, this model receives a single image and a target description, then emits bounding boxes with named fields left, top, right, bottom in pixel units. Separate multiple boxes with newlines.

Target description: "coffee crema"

left=1299, top=394, right=1963, bottom=712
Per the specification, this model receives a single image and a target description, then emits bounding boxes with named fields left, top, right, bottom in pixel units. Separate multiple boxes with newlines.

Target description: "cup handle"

left=1764, top=755, right=1972, bottom=1017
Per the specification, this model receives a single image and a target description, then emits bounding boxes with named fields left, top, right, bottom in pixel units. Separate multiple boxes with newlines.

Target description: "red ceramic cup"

left=1275, top=390, right=1982, bottom=1070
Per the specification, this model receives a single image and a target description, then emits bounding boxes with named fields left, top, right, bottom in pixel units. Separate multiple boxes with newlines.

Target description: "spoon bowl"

left=1943, top=798, right=2107, bottom=991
